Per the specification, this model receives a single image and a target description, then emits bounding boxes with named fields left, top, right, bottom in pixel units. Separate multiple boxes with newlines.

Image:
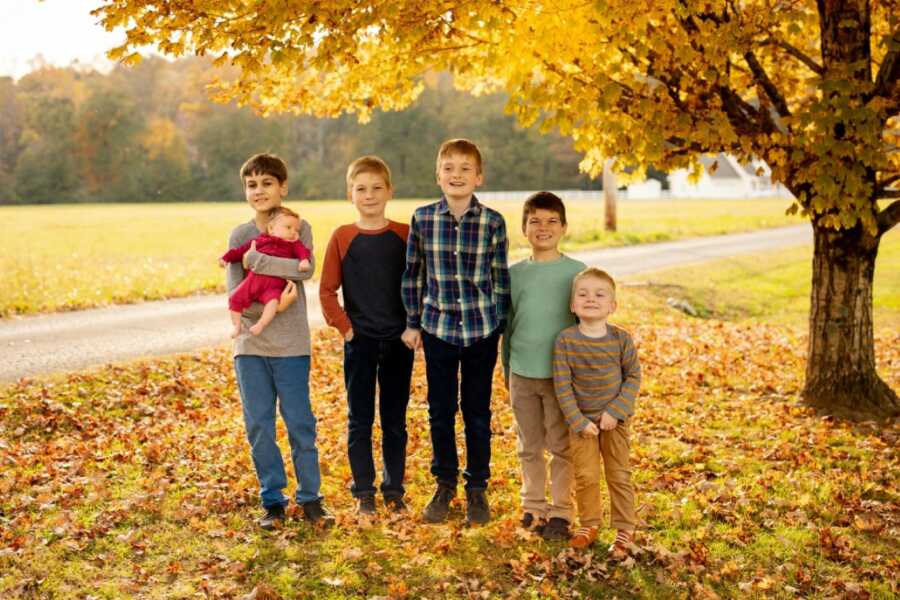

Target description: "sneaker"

left=302, top=500, right=335, bottom=528
left=384, top=496, right=407, bottom=514
left=422, top=483, right=455, bottom=523
left=259, top=504, right=285, bottom=530
left=465, top=489, right=491, bottom=525
left=356, top=495, right=377, bottom=515
left=607, top=529, right=635, bottom=560
left=570, top=525, right=599, bottom=549
left=521, top=512, right=547, bottom=532
left=541, top=517, right=571, bottom=541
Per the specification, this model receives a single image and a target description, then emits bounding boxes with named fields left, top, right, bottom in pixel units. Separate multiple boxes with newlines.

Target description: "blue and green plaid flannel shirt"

left=402, top=196, right=510, bottom=347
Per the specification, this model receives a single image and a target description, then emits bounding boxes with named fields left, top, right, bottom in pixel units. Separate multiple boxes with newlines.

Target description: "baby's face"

left=268, top=215, right=300, bottom=241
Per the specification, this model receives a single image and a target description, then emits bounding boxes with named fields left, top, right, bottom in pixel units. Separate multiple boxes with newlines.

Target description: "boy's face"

left=244, top=172, right=288, bottom=213
left=524, top=208, right=567, bottom=253
left=268, top=215, right=300, bottom=241
left=436, top=152, right=483, bottom=202
left=571, top=276, right=617, bottom=322
left=349, top=171, right=392, bottom=219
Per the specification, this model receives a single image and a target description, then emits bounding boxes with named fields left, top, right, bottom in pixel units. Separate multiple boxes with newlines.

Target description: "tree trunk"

left=802, top=223, right=899, bottom=420
left=602, top=159, right=617, bottom=232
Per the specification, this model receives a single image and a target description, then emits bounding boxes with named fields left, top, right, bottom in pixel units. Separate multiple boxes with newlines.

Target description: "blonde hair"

left=435, top=138, right=483, bottom=174
left=571, top=267, right=616, bottom=300
left=346, top=155, right=393, bottom=190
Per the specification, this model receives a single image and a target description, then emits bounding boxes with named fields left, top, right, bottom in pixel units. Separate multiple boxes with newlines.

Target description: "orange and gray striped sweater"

left=552, top=324, right=641, bottom=433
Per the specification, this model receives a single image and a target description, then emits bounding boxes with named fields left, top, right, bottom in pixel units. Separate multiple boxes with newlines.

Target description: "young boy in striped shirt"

left=553, top=267, right=641, bottom=556
left=401, top=138, right=510, bottom=525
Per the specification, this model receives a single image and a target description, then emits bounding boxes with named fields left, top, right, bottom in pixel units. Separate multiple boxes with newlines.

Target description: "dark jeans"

left=344, top=334, right=414, bottom=498
left=421, top=329, right=499, bottom=490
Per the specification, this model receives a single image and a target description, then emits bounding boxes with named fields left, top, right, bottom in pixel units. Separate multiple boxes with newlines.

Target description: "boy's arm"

left=221, top=238, right=253, bottom=264
left=491, top=217, right=511, bottom=331
left=500, top=294, right=515, bottom=383
left=319, top=231, right=353, bottom=336
left=605, top=331, right=642, bottom=421
left=401, top=213, right=425, bottom=330
left=225, top=230, right=250, bottom=294
left=245, top=220, right=315, bottom=282
left=552, top=335, right=593, bottom=434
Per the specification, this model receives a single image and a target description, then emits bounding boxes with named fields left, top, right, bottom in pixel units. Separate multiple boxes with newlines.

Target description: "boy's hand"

left=242, top=241, right=256, bottom=270
left=277, top=281, right=297, bottom=312
left=401, top=327, right=421, bottom=351
left=599, top=412, right=618, bottom=431
left=218, top=258, right=226, bottom=268
left=344, top=328, right=354, bottom=342
left=298, top=258, right=312, bottom=272
left=582, top=422, right=600, bottom=437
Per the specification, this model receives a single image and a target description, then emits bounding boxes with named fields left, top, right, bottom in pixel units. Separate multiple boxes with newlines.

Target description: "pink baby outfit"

left=221, top=234, right=311, bottom=312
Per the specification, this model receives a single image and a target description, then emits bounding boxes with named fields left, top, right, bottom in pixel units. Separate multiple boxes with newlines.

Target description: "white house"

left=666, top=154, right=792, bottom=199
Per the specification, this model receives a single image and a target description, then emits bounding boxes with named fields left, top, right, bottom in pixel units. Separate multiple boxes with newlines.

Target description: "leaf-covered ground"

left=1, top=298, right=898, bottom=598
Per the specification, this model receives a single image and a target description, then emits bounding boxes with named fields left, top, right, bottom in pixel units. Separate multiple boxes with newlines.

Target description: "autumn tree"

left=97, top=0, right=899, bottom=418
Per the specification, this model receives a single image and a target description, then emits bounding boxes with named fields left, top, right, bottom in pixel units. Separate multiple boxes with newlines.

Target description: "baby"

left=220, top=206, right=311, bottom=337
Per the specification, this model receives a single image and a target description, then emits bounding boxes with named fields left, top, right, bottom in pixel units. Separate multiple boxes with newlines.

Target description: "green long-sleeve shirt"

left=501, top=255, right=586, bottom=379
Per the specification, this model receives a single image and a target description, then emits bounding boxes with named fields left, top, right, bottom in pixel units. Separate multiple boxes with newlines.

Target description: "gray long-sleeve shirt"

left=226, top=219, right=315, bottom=357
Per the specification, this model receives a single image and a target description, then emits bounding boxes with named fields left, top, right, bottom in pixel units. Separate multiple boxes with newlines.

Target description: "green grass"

left=618, top=229, right=900, bottom=330
left=4, top=197, right=801, bottom=316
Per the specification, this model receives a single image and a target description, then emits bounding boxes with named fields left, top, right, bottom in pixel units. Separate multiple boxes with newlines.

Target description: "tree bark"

left=802, top=223, right=899, bottom=420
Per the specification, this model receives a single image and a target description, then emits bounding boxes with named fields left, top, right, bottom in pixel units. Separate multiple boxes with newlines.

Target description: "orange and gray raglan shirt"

left=552, top=324, right=641, bottom=433
left=319, top=221, right=410, bottom=339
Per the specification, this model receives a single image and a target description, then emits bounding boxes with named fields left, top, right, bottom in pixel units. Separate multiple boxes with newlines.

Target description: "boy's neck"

left=577, top=318, right=609, bottom=337
left=254, top=213, right=269, bottom=233
left=445, top=194, right=473, bottom=219
left=531, top=248, right=562, bottom=262
left=356, top=215, right=389, bottom=230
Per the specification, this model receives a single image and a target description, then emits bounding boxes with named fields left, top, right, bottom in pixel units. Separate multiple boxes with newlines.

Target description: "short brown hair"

left=240, top=153, right=288, bottom=185
left=435, top=138, right=483, bottom=174
left=522, top=191, right=567, bottom=230
left=346, top=155, right=393, bottom=190
left=268, top=206, right=299, bottom=226
left=571, top=267, right=616, bottom=300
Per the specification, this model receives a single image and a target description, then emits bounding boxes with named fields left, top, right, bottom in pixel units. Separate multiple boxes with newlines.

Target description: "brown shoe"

left=607, top=529, right=635, bottom=560
left=570, top=526, right=598, bottom=549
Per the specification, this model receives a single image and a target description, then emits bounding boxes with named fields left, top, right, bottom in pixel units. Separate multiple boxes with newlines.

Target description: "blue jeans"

left=421, top=330, right=499, bottom=490
left=233, top=355, right=322, bottom=507
left=344, top=334, right=414, bottom=498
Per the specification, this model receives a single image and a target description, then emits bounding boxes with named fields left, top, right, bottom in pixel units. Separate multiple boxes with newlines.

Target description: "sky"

left=0, top=0, right=129, bottom=79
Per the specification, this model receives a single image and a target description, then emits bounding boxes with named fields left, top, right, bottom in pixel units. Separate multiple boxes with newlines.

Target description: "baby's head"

left=267, top=206, right=301, bottom=242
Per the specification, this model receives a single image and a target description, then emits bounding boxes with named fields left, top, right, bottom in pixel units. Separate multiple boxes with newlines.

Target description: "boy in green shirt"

left=502, top=192, right=586, bottom=540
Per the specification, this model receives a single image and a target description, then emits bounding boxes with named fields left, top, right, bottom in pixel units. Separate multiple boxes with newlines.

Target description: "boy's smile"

left=350, top=171, right=392, bottom=220
left=571, top=277, right=617, bottom=323
left=244, top=173, right=288, bottom=212
left=524, top=208, right=567, bottom=254
left=437, top=152, right=483, bottom=203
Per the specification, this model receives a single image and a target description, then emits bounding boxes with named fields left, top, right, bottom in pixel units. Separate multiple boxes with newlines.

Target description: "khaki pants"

left=570, top=420, right=636, bottom=530
left=509, top=373, right=574, bottom=521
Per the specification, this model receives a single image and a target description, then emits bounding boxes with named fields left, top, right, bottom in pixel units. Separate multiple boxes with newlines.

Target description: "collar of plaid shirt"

left=436, top=195, right=483, bottom=218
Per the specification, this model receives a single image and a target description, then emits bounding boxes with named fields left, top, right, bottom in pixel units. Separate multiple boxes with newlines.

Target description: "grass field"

left=1, top=253, right=897, bottom=598
left=3, top=197, right=802, bottom=317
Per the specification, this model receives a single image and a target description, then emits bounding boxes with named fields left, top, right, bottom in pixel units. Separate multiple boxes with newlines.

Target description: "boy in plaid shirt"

left=401, top=138, right=510, bottom=525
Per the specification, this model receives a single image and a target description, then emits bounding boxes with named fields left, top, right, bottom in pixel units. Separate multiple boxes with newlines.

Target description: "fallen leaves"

left=0, top=316, right=897, bottom=598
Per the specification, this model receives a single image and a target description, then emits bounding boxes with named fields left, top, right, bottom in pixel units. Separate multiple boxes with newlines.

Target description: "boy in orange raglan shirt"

left=319, top=156, right=414, bottom=516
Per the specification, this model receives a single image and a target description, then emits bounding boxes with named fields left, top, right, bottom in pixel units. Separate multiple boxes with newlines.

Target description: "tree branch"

left=877, top=199, right=900, bottom=234
left=878, top=174, right=900, bottom=191
left=762, top=38, right=824, bottom=75
left=871, top=29, right=900, bottom=100
left=743, top=50, right=791, bottom=118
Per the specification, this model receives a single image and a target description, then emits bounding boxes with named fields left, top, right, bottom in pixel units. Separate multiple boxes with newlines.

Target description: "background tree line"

left=0, top=58, right=600, bottom=204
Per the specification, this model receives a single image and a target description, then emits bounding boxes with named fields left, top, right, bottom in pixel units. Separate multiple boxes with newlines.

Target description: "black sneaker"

left=302, top=500, right=335, bottom=528
left=541, top=517, right=571, bottom=541
left=521, top=512, right=547, bottom=531
left=384, top=496, right=407, bottom=514
left=357, top=495, right=377, bottom=515
left=259, top=504, right=285, bottom=530
left=465, top=489, right=491, bottom=525
left=422, top=484, right=455, bottom=523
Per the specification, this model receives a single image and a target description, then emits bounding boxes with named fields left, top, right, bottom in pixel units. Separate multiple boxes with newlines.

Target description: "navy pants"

left=344, top=334, right=414, bottom=499
left=421, top=330, right=499, bottom=490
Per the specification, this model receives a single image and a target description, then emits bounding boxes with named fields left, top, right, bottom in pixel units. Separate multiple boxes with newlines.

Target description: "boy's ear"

left=280, top=181, right=289, bottom=197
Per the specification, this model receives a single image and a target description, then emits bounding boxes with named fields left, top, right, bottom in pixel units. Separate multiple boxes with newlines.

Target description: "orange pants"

left=569, top=420, right=636, bottom=530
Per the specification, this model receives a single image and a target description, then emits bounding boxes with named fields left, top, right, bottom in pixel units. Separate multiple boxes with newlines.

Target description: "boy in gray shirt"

left=225, top=153, right=333, bottom=530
